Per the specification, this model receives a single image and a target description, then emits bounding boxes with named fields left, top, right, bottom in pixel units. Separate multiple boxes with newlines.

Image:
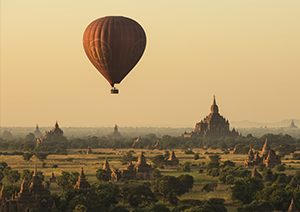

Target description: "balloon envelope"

left=83, top=16, right=146, bottom=87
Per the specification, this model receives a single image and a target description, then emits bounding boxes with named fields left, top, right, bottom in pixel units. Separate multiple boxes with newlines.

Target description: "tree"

left=151, top=155, right=166, bottom=168
left=122, top=183, right=156, bottom=208
left=73, top=204, right=87, bottom=212
left=1, top=185, right=19, bottom=199
left=232, top=178, right=264, bottom=204
left=255, top=184, right=291, bottom=211
left=34, top=152, right=49, bottom=161
left=144, top=203, right=170, bottom=212
left=194, top=153, right=200, bottom=160
left=177, top=175, right=194, bottom=195
left=111, top=206, right=129, bottom=212
left=23, top=133, right=36, bottom=151
left=275, top=164, right=285, bottom=172
left=96, top=169, right=110, bottom=182
left=0, top=162, right=8, bottom=171
left=57, top=171, right=79, bottom=191
left=152, top=169, right=162, bottom=179
left=238, top=200, right=273, bottom=212
left=154, top=175, right=194, bottom=205
left=5, top=170, right=20, bottom=184
left=94, top=183, right=121, bottom=209
left=22, top=152, right=34, bottom=161
left=21, top=169, right=44, bottom=183
left=182, top=162, right=191, bottom=172
left=121, top=151, right=136, bottom=164
left=263, top=169, right=274, bottom=182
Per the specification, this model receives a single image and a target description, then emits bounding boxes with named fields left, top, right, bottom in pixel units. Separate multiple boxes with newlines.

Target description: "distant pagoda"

left=289, top=120, right=298, bottom=129
left=44, top=121, right=64, bottom=140
left=74, top=168, right=90, bottom=190
left=109, top=124, right=123, bottom=139
left=183, top=96, right=239, bottom=138
left=34, top=124, right=43, bottom=139
left=134, top=152, right=153, bottom=179
left=166, top=151, right=179, bottom=166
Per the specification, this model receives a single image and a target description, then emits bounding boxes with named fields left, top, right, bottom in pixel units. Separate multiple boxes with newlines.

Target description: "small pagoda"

left=74, top=168, right=90, bottom=190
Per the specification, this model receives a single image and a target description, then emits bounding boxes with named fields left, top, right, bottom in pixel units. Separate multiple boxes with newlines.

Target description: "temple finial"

left=210, top=95, right=219, bottom=113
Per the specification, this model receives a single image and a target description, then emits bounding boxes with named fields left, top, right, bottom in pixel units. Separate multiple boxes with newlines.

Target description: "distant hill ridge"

left=231, top=119, right=300, bottom=128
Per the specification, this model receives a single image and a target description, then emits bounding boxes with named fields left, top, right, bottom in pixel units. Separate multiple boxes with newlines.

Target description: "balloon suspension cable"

left=111, top=86, right=119, bottom=94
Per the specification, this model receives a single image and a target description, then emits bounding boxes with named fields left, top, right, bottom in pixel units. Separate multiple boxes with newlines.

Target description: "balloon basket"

left=111, top=87, right=119, bottom=94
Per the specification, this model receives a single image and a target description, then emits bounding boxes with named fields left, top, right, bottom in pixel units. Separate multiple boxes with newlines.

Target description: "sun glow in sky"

left=1, top=0, right=300, bottom=127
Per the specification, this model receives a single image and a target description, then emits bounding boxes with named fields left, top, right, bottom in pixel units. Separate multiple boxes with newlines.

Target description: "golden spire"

left=33, top=162, right=38, bottom=176
left=0, top=186, right=4, bottom=200
left=288, top=198, right=298, bottom=212
left=20, top=178, right=26, bottom=193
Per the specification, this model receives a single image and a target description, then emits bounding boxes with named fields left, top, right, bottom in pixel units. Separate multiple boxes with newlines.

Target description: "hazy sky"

left=1, top=0, right=300, bottom=127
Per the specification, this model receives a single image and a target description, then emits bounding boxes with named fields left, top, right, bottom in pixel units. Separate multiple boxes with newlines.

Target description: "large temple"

left=34, top=125, right=43, bottom=139
left=109, top=124, right=123, bottom=140
left=100, top=152, right=153, bottom=181
left=44, top=121, right=64, bottom=140
left=244, top=139, right=281, bottom=168
left=0, top=166, right=55, bottom=212
left=183, top=96, right=239, bottom=138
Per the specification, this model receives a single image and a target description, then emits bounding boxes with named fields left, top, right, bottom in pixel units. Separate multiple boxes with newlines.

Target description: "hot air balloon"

left=83, top=16, right=147, bottom=94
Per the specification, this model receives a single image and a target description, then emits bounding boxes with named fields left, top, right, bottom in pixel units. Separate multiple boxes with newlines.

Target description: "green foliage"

left=219, top=166, right=251, bottom=184
left=94, top=183, right=121, bottom=208
left=152, top=169, right=162, bottom=179
left=57, top=171, right=79, bottom=191
left=201, top=182, right=217, bottom=192
left=0, top=162, right=8, bottom=170
left=5, top=169, right=20, bottom=184
left=154, top=175, right=194, bottom=205
left=275, top=164, right=285, bottom=172
left=111, top=206, right=129, bottom=212
left=24, top=133, right=36, bottom=151
left=1, top=185, right=19, bottom=199
left=175, top=199, right=227, bottom=212
left=177, top=175, right=194, bottom=195
left=151, top=155, right=166, bottom=168
left=96, top=169, right=111, bottom=182
left=34, top=152, right=49, bottom=161
left=140, top=203, right=170, bottom=212
left=121, top=151, right=136, bottom=164
left=255, top=184, right=292, bottom=211
left=262, top=169, right=275, bottom=182
left=182, top=162, right=191, bottom=172
left=73, top=204, right=87, bottom=212
left=21, top=169, right=44, bottom=183
left=222, top=160, right=235, bottom=167
left=238, top=200, right=273, bottom=212
left=232, top=178, right=264, bottom=204
left=121, top=183, right=156, bottom=208
left=22, top=152, right=34, bottom=161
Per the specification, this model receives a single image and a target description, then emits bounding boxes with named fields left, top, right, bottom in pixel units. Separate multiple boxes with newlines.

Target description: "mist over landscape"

left=1, top=118, right=299, bottom=139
